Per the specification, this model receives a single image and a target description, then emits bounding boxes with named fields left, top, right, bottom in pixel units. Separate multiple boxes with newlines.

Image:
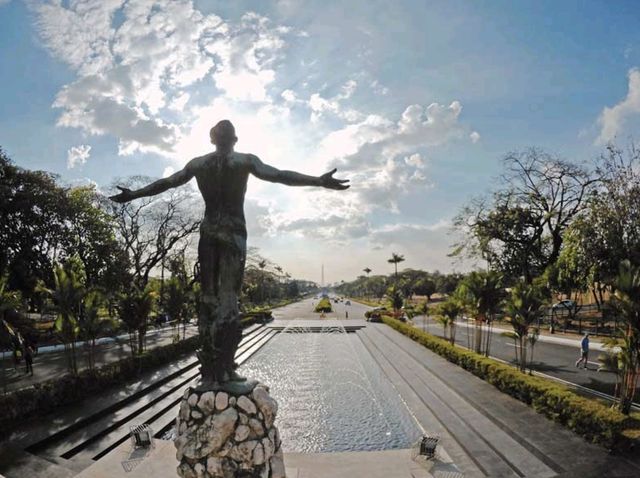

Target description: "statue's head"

left=210, top=120, right=237, bottom=150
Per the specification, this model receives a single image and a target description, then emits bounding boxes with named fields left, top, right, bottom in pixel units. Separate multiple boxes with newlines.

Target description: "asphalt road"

left=277, top=296, right=635, bottom=402
left=271, top=295, right=371, bottom=322
left=415, top=316, right=632, bottom=399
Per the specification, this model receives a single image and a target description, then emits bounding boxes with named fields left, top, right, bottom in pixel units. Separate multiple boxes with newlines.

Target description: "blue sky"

left=1, top=0, right=640, bottom=283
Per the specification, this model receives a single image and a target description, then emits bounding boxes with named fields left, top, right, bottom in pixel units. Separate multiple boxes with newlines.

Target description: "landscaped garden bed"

left=314, top=297, right=332, bottom=313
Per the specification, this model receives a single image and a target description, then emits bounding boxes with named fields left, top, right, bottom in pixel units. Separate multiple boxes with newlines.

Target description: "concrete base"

left=74, top=440, right=449, bottom=478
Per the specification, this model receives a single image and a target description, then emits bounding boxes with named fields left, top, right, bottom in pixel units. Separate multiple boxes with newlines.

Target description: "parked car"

left=552, top=299, right=576, bottom=310
left=365, top=307, right=388, bottom=323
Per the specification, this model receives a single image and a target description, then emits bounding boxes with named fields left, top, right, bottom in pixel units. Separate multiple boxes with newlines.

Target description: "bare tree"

left=452, top=148, right=598, bottom=282
left=105, top=177, right=201, bottom=289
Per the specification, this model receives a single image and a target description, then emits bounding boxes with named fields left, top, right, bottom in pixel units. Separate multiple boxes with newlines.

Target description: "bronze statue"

left=110, top=120, right=349, bottom=387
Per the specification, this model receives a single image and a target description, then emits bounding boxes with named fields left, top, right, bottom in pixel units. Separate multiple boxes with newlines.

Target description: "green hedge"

left=0, top=336, right=200, bottom=433
left=240, top=310, right=273, bottom=327
left=315, top=297, right=332, bottom=313
left=382, top=316, right=632, bottom=449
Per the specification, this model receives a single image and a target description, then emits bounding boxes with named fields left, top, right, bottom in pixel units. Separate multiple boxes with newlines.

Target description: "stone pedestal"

left=174, top=382, right=285, bottom=478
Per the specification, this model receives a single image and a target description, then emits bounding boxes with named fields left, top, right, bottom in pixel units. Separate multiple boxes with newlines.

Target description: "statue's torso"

left=193, top=152, right=250, bottom=236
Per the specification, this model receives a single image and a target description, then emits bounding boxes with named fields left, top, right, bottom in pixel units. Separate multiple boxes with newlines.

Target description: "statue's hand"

left=109, top=186, right=135, bottom=203
left=320, top=168, right=350, bottom=190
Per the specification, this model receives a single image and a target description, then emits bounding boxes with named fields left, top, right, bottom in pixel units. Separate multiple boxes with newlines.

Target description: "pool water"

left=238, top=327, right=422, bottom=453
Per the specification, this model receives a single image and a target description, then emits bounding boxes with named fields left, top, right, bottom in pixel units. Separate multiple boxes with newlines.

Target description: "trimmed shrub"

left=382, top=316, right=633, bottom=449
left=314, top=298, right=332, bottom=313
left=0, top=336, right=199, bottom=432
left=240, top=310, right=273, bottom=327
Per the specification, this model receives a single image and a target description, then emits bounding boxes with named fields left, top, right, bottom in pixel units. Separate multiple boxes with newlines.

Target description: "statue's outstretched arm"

left=110, top=164, right=195, bottom=203
left=249, top=155, right=349, bottom=190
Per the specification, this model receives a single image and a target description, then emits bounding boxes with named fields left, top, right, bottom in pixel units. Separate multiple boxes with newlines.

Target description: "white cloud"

left=32, top=1, right=293, bottom=157
left=281, top=89, right=299, bottom=104
left=67, top=144, right=91, bottom=169
left=324, top=101, right=466, bottom=178
left=169, top=93, right=190, bottom=112
left=596, top=67, right=640, bottom=145
left=207, top=12, right=290, bottom=102
left=470, top=131, right=480, bottom=143
left=259, top=99, right=474, bottom=246
left=306, top=80, right=363, bottom=123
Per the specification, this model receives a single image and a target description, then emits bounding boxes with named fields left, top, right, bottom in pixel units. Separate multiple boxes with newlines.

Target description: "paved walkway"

left=73, top=440, right=442, bottom=478
left=359, top=323, right=640, bottom=478
left=1, top=325, right=198, bottom=392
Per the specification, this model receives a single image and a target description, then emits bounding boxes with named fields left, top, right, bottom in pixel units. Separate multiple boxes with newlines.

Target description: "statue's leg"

left=217, top=234, right=247, bottom=378
left=197, top=234, right=224, bottom=383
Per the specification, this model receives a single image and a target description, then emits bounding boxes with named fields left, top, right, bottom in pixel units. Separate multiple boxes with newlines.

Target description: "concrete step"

left=0, top=446, right=75, bottom=478
left=25, top=324, right=268, bottom=454
left=32, top=325, right=275, bottom=465
left=40, top=368, right=201, bottom=459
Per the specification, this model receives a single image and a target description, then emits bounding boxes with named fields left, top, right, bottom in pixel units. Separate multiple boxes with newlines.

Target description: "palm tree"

left=459, top=270, right=504, bottom=356
left=504, top=281, right=545, bottom=372
left=610, top=259, right=640, bottom=414
left=80, top=290, right=115, bottom=371
left=166, top=276, right=190, bottom=340
left=388, top=253, right=405, bottom=282
left=118, top=288, right=154, bottom=357
left=387, top=285, right=404, bottom=316
left=45, top=264, right=85, bottom=375
left=362, top=268, right=372, bottom=298
left=258, top=260, right=268, bottom=304
left=435, top=297, right=463, bottom=345
left=1, top=273, right=23, bottom=392
left=0, top=273, right=21, bottom=322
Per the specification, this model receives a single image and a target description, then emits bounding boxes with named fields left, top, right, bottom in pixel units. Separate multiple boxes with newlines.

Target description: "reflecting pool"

left=238, top=326, right=422, bottom=453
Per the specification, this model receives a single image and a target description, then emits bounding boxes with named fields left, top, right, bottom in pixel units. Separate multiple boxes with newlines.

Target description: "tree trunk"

left=138, top=328, right=144, bottom=355
left=474, top=317, right=483, bottom=354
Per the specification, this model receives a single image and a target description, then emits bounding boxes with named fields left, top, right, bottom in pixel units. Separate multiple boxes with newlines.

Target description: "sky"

left=1, top=0, right=640, bottom=285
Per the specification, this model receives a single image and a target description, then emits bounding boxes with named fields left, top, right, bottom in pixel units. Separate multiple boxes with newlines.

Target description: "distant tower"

left=321, top=264, right=328, bottom=296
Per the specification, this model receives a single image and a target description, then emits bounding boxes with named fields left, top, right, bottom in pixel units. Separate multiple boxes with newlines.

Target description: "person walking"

left=24, top=345, right=34, bottom=376
left=575, top=333, right=590, bottom=369
left=12, top=346, right=21, bottom=372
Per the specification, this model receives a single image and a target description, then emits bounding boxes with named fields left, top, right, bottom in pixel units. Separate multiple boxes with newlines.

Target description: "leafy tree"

left=1, top=150, right=68, bottom=301
left=546, top=234, right=589, bottom=332
left=1, top=151, right=130, bottom=306
left=453, top=148, right=597, bottom=283
left=64, top=186, right=131, bottom=293
left=414, top=277, right=436, bottom=301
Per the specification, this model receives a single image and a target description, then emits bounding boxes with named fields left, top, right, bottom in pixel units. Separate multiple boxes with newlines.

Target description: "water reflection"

left=238, top=327, right=421, bottom=453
